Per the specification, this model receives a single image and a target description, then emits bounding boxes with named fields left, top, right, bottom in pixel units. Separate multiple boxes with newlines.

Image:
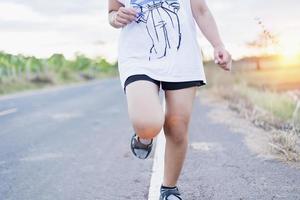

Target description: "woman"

left=108, top=0, right=231, bottom=199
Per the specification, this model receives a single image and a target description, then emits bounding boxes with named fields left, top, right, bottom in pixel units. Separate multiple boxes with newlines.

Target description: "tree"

left=246, top=18, right=279, bottom=70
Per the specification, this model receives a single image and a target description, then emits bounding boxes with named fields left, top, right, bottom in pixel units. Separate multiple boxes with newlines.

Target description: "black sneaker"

left=130, top=133, right=153, bottom=159
left=160, top=185, right=182, bottom=200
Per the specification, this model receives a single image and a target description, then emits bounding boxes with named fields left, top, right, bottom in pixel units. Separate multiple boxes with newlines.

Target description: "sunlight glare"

left=279, top=42, right=300, bottom=66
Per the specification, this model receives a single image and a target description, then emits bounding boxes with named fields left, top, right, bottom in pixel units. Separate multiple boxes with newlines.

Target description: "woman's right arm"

left=108, top=0, right=137, bottom=29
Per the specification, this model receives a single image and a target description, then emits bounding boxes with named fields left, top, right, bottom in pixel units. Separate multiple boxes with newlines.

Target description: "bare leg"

left=162, top=86, right=197, bottom=186
left=125, top=80, right=165, bottom=139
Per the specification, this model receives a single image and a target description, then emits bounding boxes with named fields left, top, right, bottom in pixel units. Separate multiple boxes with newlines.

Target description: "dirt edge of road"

left=196, top=89, right=300, bottom=170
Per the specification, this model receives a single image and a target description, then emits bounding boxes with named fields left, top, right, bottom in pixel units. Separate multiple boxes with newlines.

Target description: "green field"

left=0, top=52, right=118, bottom=95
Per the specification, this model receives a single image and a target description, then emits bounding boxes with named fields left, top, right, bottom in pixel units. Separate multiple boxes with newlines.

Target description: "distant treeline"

left=0, top=51, right=118, bottom=83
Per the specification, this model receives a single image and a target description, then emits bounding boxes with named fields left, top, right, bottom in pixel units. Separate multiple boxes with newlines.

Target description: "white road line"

left=0, top=108, right=18, bottom=117
left=148, top=97, right=166, bottom=200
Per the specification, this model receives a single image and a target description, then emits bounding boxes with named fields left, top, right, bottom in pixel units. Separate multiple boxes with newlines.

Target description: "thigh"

left=125, top=79, right=163, bottom=125
left=164, top=86, right=197, bottom=126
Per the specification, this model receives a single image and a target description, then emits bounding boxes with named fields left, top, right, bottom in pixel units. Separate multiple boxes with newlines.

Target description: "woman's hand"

left=191, top=0, right=232, bottom=71
left=214, top=46, right=232, bottom=71
left=110, top=7, right=137, bottom=28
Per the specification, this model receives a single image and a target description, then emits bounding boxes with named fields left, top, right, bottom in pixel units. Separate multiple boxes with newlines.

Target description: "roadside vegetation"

left=203, top=58, right=300, bottom=162
left=0, top=51, right=118, bottom=95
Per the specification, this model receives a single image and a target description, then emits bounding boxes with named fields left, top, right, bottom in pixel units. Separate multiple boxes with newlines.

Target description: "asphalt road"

left=0, top=78, right=299, bottom=200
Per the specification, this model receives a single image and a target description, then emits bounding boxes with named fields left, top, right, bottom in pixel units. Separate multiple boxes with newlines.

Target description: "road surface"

left=0, top=78, right=299, bottom=200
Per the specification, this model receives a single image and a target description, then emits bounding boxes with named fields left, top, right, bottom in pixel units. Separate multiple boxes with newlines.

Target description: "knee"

left=132, top=116, right=164, bottom=139
left=164, top=115, right=190, bottom=145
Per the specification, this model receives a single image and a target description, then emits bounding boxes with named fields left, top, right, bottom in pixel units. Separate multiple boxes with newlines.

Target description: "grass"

left=0, top=79, right=47, bottom=95
left=269, top=129, right=299, bottom=161
left=0, top=68, right=119, bottom=96
left=203, top=60, right=300, bottom=161
left=0, top=52, right=119, bottom=96
left=234, top=84, right=297, bottom=121
left=203, top=61, right=299, bottom=123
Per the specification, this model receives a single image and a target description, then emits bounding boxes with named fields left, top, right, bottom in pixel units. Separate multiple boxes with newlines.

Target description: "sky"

left=0, top=0, right=299, bottom=61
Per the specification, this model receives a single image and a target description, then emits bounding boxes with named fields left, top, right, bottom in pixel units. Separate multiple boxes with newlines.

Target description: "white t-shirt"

left=117, top=0, right=207, bottom=90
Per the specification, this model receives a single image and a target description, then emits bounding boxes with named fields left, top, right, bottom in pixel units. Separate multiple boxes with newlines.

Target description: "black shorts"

left=124, top=74, right=206, bottom=94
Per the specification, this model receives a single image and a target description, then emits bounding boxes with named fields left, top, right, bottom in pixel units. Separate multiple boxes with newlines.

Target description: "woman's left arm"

left=191, top=0, right=231, bottom=71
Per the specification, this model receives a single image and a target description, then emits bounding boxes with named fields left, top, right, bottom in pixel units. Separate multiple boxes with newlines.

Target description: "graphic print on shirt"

left=130, top=0, right=182, bottom=60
